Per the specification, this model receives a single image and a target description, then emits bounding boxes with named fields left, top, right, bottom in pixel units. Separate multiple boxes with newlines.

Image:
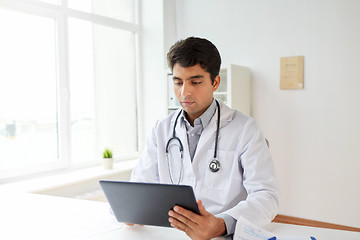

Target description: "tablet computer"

left=99, top=180, right=200, bottom=227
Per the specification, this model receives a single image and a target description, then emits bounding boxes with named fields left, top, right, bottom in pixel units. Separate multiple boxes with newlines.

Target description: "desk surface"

left=0, top=193, right=359, bottom=240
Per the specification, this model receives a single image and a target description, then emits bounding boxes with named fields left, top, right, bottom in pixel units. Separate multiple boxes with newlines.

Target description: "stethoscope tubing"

left=213, top=100, right=220, bottom=159
left=166, top=100, right=221, bottom=184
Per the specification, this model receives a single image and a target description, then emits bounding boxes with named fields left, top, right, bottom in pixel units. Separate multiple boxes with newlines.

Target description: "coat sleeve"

left=131, top=121, right=161, bottom=183
left=223, top=118, right=280, bottom=227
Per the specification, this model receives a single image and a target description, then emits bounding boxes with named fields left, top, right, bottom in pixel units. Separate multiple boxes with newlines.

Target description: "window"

left=68, top=0, right=135, bottom=22
left=0, top=0, right=139, bottom=180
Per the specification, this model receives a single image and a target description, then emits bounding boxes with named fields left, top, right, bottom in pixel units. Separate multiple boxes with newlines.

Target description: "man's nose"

left=181, top=82, right=191, bottom=96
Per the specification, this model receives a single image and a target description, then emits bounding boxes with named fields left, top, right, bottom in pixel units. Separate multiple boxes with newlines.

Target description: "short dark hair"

left=167, top=37, right=221, bottom=84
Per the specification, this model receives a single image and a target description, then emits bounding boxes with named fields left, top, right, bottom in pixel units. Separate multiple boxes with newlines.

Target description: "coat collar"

left=170, top=99, right=235, bottom=130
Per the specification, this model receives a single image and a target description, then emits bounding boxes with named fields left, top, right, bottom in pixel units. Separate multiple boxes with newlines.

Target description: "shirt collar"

left=181, top=99, right=217, bottom=129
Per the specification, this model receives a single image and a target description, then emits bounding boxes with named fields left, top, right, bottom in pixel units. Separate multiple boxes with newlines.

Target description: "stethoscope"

left=165, top=100, right=221, bottom=184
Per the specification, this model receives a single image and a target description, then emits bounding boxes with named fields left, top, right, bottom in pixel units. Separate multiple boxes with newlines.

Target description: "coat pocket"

left=200, top=149, right=241, bottom=191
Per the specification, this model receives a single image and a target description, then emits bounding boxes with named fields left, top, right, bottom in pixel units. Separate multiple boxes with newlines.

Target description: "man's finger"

left=172, top=205, right=202, bottom=225
left=196, top=200, right=210, bottom=216
left=169, top=209, right=196, bottom=229
left=169, top=216, right=196, bottom=239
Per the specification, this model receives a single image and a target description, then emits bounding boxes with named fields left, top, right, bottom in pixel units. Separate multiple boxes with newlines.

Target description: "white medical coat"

left=131, top=101, right=279, bottom=227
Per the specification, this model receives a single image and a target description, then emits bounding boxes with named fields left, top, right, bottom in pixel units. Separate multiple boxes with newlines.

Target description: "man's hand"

left=124, top=223, right=144, bottom=227
left=168, top=200, right=226, bottom=240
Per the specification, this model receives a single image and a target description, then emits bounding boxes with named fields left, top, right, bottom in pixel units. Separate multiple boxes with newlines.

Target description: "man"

left=131, top=37, right=279, bottom=239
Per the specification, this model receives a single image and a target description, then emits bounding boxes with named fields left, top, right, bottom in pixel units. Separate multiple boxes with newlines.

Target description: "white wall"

left=174, top=0, right=360, bottom=228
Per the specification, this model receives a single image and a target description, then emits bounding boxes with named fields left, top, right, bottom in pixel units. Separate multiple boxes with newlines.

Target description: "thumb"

left=197, top=200, right=210, bottom=216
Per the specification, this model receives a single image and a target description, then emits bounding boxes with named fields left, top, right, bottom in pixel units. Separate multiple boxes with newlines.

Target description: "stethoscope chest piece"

left=209, top=159, right=221, bottom=172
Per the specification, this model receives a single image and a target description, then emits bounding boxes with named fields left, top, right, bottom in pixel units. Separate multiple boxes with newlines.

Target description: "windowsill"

left=0, top=159, right=138, bottom=196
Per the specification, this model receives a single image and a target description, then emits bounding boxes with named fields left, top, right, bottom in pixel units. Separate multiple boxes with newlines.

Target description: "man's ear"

left=212, top=75, right=220, bottom=92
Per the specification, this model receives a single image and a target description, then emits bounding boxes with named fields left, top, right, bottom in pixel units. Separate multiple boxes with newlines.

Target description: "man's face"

left=172, top=63, right=220, bottom=123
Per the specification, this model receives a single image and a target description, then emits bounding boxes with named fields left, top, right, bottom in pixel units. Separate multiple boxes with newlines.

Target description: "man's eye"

left=174, top=81, right=182, bottom=86
left=192, top=82, right=201, bottom=85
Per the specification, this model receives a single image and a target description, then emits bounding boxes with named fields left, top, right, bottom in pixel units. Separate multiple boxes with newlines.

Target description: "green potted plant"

left=102, top=148, right=114, bottom=169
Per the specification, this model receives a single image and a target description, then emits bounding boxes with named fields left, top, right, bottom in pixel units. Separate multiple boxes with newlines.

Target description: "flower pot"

left=103, top=158, right=114, bottom=169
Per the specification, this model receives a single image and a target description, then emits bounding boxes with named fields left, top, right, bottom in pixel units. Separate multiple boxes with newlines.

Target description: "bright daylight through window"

left=0, top=0, right=138, bottom=180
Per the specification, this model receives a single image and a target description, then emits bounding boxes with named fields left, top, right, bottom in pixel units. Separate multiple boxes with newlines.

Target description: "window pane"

left=68, top=0, right=135, bottom=23
left=68, top=18, right=137, bottom=164
left=0, top=10, right=58, bottom=172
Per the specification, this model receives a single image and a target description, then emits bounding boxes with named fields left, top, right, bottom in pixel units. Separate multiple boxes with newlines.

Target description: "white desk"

left=0, top=193, right=359, bottom=240
left=0, top=193, right=191, bottom=240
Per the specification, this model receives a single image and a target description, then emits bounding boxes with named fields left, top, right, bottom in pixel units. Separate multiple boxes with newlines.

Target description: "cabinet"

left=215, top=64, right=251, bottom=116
left=167, top=64, right=251, bottom=115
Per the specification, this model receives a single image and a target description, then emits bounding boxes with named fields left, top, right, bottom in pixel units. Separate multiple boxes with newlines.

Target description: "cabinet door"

left=229, top=65, right=251, bottom=116
left=167, top=73, right=180, bottom=113
left=214, top=68, right=229, bottom=105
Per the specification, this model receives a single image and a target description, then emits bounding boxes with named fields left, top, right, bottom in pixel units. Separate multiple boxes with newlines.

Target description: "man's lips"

left=181, top=101, right=194, bottom=106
